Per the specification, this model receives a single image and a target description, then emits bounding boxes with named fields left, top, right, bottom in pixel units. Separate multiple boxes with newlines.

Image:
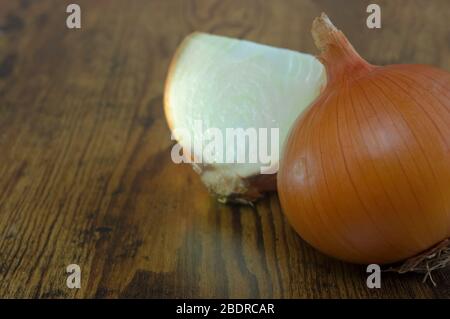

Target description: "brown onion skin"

left=278, top=16, right=450, bottom=264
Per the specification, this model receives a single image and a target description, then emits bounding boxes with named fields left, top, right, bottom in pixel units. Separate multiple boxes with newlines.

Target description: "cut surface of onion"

left=165, top=33, right=325, bottom=202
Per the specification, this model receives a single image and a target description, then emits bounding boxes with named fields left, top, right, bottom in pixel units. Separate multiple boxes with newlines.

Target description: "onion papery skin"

left=278, top=14, right=450, bottom=265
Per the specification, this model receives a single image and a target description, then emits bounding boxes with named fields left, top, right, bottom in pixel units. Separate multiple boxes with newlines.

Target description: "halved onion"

left=164, top=33, right=325, bottom=203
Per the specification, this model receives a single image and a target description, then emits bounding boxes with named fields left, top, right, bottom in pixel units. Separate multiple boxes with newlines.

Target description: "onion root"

left=385, top=238, right=450, bottom=286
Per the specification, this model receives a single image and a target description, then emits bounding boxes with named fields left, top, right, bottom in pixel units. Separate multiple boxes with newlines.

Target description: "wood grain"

left=0, top=0, right=449, bottom=298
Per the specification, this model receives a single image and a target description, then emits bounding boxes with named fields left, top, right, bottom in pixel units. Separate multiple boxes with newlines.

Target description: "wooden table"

left=0, top=0, right=449, bottom=298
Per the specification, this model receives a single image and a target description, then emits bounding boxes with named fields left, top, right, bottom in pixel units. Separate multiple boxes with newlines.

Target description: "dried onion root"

left=385, top=238, right=450, bottom=286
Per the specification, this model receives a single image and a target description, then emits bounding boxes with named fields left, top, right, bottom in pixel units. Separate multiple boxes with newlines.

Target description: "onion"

left=165, top=33, right=325, bottom=203
left=278, top=14, right=450, bottom=265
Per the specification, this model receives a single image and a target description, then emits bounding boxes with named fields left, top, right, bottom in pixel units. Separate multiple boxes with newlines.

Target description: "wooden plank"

left=0, top=0, right=448, bottom=298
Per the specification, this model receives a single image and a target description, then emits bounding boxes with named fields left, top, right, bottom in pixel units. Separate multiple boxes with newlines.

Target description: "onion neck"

left=312, top=13, right=373, bottom=86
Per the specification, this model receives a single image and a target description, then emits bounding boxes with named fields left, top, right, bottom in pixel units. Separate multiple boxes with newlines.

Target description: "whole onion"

left=278, top=14, right=450, bottom=265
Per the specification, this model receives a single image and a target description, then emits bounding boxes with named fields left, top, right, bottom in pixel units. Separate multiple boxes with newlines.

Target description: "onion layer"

left=165, top=33, right=325, bottom=202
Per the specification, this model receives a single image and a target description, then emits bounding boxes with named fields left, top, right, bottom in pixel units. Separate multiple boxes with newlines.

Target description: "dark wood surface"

left=0, top=0, right=449, bottom=298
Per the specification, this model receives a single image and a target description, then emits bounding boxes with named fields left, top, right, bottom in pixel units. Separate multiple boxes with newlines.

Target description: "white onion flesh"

left=165, top=33, right=325, bottom=198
